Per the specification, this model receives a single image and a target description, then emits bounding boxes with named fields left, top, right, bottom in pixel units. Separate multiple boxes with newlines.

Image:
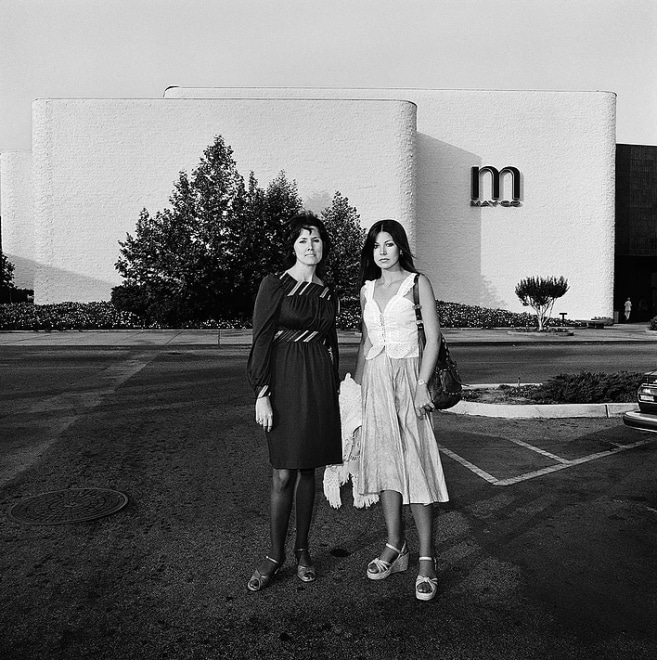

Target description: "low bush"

left=650, top=316, right=657, bottom=331
left=531, top=371, right=644, bottom=403
left=0, top=302, right=144, bottom=331
left=436, top=301, right=536, bottom=328
left=0, top=302, right=254, bottom=331
left=0, top=298, right=617, bottom=332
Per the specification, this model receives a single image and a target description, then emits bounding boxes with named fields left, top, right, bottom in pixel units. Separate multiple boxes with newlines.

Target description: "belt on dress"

left=273, top=329, right=325, bottom=344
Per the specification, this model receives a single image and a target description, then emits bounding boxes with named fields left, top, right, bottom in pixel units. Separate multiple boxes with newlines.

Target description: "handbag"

left=412, top=274, right=463, bottom=409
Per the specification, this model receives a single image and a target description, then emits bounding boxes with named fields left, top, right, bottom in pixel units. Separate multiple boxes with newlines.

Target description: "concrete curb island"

left=447, top=399, right=637, bottom=420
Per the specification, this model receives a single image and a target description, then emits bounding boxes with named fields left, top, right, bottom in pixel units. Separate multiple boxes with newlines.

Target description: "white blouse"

left=362, top=273, right=420, bottom=360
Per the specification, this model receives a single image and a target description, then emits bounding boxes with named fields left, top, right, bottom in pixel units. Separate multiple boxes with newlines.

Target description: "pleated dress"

left=358, top=274, right=449, bottom=504
left=247, top=273, right=342, bottom=470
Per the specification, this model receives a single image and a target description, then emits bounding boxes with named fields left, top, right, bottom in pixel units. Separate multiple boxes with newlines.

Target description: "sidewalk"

left=0, top=323, right=655, bottom=347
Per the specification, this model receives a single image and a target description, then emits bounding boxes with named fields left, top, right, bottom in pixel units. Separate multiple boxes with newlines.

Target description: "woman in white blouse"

left=353, top=219, right=449, bottom=601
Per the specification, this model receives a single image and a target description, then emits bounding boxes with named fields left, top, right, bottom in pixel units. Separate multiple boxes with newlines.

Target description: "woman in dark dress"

left=246, top=213, right=342, bottom=592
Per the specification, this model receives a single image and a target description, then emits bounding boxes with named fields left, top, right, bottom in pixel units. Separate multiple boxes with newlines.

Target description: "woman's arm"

left=353, top=288, right=371, bottom=386
left=414, top=274, right=442, bottom=417
left=247, top=276, right=282, bottom=432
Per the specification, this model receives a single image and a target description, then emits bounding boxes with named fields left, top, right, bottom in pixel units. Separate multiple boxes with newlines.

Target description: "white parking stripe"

left=438, top=437, right=656, bottom=487
left=436, top=444, right=498, bottom=484
left=0, top=352, right=157, bottom=487
left=503, top=437, right=570, bottom=463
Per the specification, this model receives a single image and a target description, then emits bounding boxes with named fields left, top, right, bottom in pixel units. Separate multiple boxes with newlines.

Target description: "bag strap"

left=412, top=274, right=458, bottom=373
left=412, top=274, right=427, bottom=348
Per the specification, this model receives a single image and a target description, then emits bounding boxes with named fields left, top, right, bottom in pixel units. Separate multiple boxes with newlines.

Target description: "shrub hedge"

left=529, top=371, right=644, bottom=404
left=0, top=299, right=644, bottom=332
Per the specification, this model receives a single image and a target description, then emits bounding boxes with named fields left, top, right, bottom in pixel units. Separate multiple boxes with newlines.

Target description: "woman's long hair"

left=282, top=211, right=332, bottom=276
left=358, top=219, right=417, bottom=288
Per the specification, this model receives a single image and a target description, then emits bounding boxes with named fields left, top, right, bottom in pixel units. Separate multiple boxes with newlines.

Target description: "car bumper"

left=623, top=409, right=657, bottom=433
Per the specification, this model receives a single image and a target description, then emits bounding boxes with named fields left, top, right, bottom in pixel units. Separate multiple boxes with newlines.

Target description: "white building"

left=0, top=88, right=616, bottom=318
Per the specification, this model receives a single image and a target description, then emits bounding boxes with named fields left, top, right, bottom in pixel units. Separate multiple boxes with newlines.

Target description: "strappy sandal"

left=294, top=548, right=317, bottom=583
left=415, top=556, right=438, bottom=601
left=247, top=555, right=282, bottom=592
left=367, top=541, right=409, bottom=581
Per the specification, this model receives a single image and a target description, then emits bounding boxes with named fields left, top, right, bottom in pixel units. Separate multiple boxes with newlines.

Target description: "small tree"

left=515, top=275, right=569, bottom=331
left=1, top=250, right=15, bottom=288
left=115, top=135, right=247, bottom=322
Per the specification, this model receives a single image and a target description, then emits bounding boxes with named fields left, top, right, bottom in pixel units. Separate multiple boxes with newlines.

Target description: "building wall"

left=167, top=88, right=617, bottom=318
left=2, top=88, right=616, bottom=319
left=0, top=152, right=34, bottom=289
left=30, top=98, right=416, bottom=303
left=615, top=144, right=657, bottom=319
left=615, top=144, right=657, bottom=257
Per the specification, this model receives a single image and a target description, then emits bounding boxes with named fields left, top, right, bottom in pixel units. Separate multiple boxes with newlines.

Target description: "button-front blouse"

left=362, top=273, right=420, bottom=360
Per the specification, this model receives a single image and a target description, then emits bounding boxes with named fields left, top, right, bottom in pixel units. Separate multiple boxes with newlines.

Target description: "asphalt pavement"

left=0, top=324, right=656, bottom=659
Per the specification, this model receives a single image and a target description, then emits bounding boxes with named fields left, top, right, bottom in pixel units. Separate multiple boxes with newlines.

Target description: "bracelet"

left=417, top=379, right=427, bottom=386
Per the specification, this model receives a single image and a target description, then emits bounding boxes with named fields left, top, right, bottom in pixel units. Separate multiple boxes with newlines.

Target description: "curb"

left=445, top=400, right=637, bottom=419
left=447, top=383, right=638, bottom=419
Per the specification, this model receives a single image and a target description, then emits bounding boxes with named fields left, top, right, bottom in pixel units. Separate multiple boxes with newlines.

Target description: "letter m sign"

left=471, top=166, right=521, bottom=201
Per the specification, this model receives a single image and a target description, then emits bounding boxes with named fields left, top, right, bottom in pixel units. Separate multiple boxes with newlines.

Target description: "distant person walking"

left=246, top=213, right=341, bottom=592
left=353, top=219, right=449, bottom=602
left=624, top=297, right=632, bottom=322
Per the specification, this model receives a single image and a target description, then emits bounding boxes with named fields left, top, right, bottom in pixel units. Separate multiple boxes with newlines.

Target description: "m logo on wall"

left=471, top=166, right=521, bottom=206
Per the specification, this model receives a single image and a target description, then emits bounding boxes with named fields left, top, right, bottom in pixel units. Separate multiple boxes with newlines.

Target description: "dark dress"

left=247, top=273, right=342, bottom=469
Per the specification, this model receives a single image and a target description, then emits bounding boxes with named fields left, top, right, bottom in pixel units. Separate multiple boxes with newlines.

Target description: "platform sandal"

left=367, top=541, right=409, bottom=581
left=247, top=555, right=282, bottom=592
left=294, top=548, right=317, bottom=583
left=415, top=556, right=438, bottom=601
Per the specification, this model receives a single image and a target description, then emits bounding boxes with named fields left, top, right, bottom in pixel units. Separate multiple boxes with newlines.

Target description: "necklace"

left=380, top=275, right=406, bottom=288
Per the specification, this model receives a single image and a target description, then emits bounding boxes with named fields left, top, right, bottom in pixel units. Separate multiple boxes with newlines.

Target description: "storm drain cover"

left=8, top=488, right=129, bottom=525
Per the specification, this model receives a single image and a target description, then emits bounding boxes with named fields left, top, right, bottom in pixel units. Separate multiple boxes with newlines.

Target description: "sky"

left=1, top=0, right=656, bottom=152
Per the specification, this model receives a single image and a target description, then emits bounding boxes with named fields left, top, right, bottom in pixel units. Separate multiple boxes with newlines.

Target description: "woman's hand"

left=414, top=382, right=435, bottom=418
left=255, top=396, right=273, bottom=432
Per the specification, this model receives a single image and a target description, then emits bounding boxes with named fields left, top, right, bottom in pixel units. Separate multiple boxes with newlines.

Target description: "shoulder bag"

left=412, top=274, right=463, bottom=410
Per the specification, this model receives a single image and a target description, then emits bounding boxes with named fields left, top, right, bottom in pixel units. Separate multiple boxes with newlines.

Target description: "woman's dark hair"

left=358, top=219, right=417, bottom=287
left=283, top=212, right=332, bottom=274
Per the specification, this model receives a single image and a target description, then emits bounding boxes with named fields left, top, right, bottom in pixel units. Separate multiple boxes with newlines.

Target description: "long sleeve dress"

left=247, top=273, right=342, bottom=469
left=358, top=273, right=449, bottom=504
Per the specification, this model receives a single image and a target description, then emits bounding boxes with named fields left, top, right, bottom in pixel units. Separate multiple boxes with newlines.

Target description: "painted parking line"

left=437, top=437, right=657, bottom=487
left=503, top=437, right=569, bottom=464
left=436, top=445, right=499, bottom=485
left=0, top=351, right=158, bottom=488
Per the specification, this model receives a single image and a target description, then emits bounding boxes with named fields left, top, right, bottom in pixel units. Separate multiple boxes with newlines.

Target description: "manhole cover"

left=8, top=488, right=129, bottom=525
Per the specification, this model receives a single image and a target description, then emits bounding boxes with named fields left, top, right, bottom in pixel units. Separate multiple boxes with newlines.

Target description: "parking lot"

left=0, top=338, right=656, bottom=659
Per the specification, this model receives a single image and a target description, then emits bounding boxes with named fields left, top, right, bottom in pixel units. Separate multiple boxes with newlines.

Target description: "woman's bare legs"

left=410, top=503, right=436, bottom=595
left=375, top=490, right=405, bottom=564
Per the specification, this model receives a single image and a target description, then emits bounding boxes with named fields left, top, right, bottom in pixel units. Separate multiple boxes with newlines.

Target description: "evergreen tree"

left=114, top=137, right=304, bottom=323
left=1, top=250, right=15, bottom=289
left=114, top=135, right=365, bottom=325
left=321, top=192, right=366, bottom=300
left=116, top=136, right=247, bottom=321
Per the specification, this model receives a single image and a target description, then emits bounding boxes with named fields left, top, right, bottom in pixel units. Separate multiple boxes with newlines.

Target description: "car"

left=623, top=369, right=657, bottom=433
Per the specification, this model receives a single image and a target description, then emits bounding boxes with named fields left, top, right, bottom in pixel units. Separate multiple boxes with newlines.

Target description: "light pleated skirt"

left=358, top=352, right=449, bottom=505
